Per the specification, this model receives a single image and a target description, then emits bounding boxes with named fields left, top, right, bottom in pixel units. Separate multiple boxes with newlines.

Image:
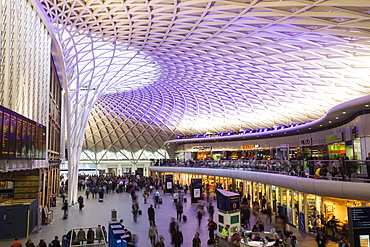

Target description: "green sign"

left=326, top=135, right=338, bottom=142
left=230, top=215, right=239, bottom=224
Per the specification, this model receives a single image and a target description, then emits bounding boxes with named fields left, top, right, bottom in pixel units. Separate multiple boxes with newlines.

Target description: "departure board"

left=351, top=207, right=370, bottom=229
left=0, top=105, right=46, bottom=160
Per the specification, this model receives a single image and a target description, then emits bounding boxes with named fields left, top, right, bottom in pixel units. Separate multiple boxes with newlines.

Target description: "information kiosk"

left=216, top=189, right=240, bottom=233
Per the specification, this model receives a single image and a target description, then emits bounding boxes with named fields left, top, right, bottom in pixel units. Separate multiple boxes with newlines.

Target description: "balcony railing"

left=155, top=159, right=370, bottom=182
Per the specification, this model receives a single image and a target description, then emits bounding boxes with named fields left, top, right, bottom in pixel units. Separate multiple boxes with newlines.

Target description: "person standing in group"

left=148, top=204, right=156, bottom=225
left=25, top=238, right=35, bottom=247
left=208, top=202, right=214, bottom=220
left=78, top=195, right=84, bottom=210
left=85, top=188, right=90, bottom=199
left=61, top=236, right=68, bottom=247
left=37, top=239, right=47, bottom=247
left=207, top=218, right=217, bottom=244
left=51, top=236, right=61, bottom=247
left=96, top=225, right=104, bottom=243
left=172, top=225, right=184, bottom=247
left=176, top=201, right=183, bottom=221
left=77, top=228, right=86, bottom=245
left=102, top=226, right=108, bottom=243
left=87, top=228, right=95, bottom=244
left=11, top=237, right=22, bottom=247
left=148, top=222, right=158, bottom=247
left=192, top=232, right=201, bottom=247
left=196, top=206, right=203, bottom=227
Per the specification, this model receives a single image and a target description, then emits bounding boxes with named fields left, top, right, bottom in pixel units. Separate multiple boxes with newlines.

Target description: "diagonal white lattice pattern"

left=40, top=0, right=370, bottom=159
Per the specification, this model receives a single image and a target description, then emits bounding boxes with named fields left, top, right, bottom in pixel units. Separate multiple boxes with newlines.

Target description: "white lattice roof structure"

left=39, top=0, right=370, bottom=161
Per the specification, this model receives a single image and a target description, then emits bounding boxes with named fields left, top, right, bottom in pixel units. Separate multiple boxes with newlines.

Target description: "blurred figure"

left=25, top=238, right=35, bottom=247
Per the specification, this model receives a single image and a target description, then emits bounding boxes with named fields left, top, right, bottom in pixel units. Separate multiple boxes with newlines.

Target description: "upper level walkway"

left=149, top=160, right=370, bottom=201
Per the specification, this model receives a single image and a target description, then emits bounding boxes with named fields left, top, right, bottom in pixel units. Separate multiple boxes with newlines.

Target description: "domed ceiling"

left=40, top=0, right=370, bottom=160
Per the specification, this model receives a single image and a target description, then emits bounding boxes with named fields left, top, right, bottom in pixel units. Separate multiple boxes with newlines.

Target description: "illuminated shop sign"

left=300, top=138, right=312, bottom=146
left=326, top=133, right=343, bottom=143
left=192, top=146, right=212, bottom=151
left=240, top=144, right=260, bottom=150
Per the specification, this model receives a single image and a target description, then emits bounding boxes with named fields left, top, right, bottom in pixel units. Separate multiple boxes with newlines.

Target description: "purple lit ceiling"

left=40, top=0, right=370, bottom=158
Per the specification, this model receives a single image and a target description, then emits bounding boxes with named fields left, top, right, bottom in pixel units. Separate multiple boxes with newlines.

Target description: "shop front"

left=323, top=197, right=365, bottom=240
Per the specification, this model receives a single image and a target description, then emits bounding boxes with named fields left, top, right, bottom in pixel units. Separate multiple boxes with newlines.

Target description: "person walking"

left=148, top=222, right=158, bottom=247
left=192, top=232, right=201, bottom=247
left=148, top=204, right=156, bottom=225
left=77, top=195, right=84, bottom=210
left=62, top=201, right=68, bottom=219
left=176, top=201, right=183, bottom=222
left=196, top=206, right=203, bottom=227
left=169, top=217, right=177, bottom=244
left=207, top=218, right=217, bottom=244
left=316, top=230, right=327, bottom=247
left=172, top=225, right=184, bottom=247
left=132, top=200, right=139, bottom=222
left=154, top=190, right=160, bottom=208
left=208, top=202, right=214, bottom=220
left=25, top=238, right=35, bottom=247
left=102, top=226, right=108, bottom=243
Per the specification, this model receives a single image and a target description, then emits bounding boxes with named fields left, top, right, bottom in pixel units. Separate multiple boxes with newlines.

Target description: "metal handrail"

left=155, top=159, right=370, bottom=182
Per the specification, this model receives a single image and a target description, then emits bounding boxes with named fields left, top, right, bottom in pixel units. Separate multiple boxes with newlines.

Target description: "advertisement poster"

left=360, top=235, right=370, bottom=247
left=194, top=188, right=201, bottom=198
left=167, top=182, right=172, bottom=189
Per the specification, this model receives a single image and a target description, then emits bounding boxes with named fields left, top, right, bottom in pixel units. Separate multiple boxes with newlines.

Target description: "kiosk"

left=216, top=189, right=240, bottom=233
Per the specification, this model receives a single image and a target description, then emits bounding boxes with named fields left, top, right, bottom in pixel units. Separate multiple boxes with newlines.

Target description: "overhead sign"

left=326, top=133, right=343, bottom=143
left=192, top=146, right=212, bottom=151
left=240, top=144, right=260, bottom=150
left=300, top=138, right=312, bottom=146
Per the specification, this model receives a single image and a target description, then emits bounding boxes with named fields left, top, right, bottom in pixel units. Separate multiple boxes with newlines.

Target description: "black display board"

left=165, top=174, right=173, bottom=194
left=191, top=178, right=202, bottom=203
left=348, top=207, right=370, bottom=247
left=0, top=105, right=46, bottom=160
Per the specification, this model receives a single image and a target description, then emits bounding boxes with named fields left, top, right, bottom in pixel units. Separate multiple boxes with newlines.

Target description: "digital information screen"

left=0, top=105, right=46, bottom=160
left=351, top=207, right=370, bottom=229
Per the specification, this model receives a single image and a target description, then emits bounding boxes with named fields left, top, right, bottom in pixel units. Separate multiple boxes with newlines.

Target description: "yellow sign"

left=240, top=145, right=258, bottom=150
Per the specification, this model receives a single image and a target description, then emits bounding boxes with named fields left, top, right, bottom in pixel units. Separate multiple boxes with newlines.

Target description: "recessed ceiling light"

left=335, top=117, right=339, bottom=119
left=365, top=105, right=369, bottom=107
left=329, top=121, right=332, bottom=123
left=320, top=125, right=322, bottom=127
left=343, top=112, right=346, bottom=114
left=309, top=128, right=311, bottom=130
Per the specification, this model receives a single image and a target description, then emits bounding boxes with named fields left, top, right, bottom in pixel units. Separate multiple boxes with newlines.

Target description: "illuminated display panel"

left=9, top=115, right=16, bottom=158
left=2, top=111, right=10, bottom=158
left=0, top=105, right=46, bottom=160
left=21, top=119, right=27, bottom=158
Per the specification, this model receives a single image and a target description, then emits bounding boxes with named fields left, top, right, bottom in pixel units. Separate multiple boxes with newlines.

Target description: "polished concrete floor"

left=0, top=190, right=338, bottom=247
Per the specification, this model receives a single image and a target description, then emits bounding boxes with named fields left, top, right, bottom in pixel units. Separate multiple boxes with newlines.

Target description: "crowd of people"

left=10, top=173, right=353, bottom=247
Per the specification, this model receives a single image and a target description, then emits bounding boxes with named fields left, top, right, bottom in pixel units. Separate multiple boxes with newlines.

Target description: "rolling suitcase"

left=138, top=210, right=142, bottom=215
left=182, top=215, right=187, bottom=221
left=159, top=198, right=163, bottom=204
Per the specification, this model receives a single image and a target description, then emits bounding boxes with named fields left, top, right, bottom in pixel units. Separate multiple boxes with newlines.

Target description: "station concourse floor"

left=0, top=191, right=337, bottom=247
